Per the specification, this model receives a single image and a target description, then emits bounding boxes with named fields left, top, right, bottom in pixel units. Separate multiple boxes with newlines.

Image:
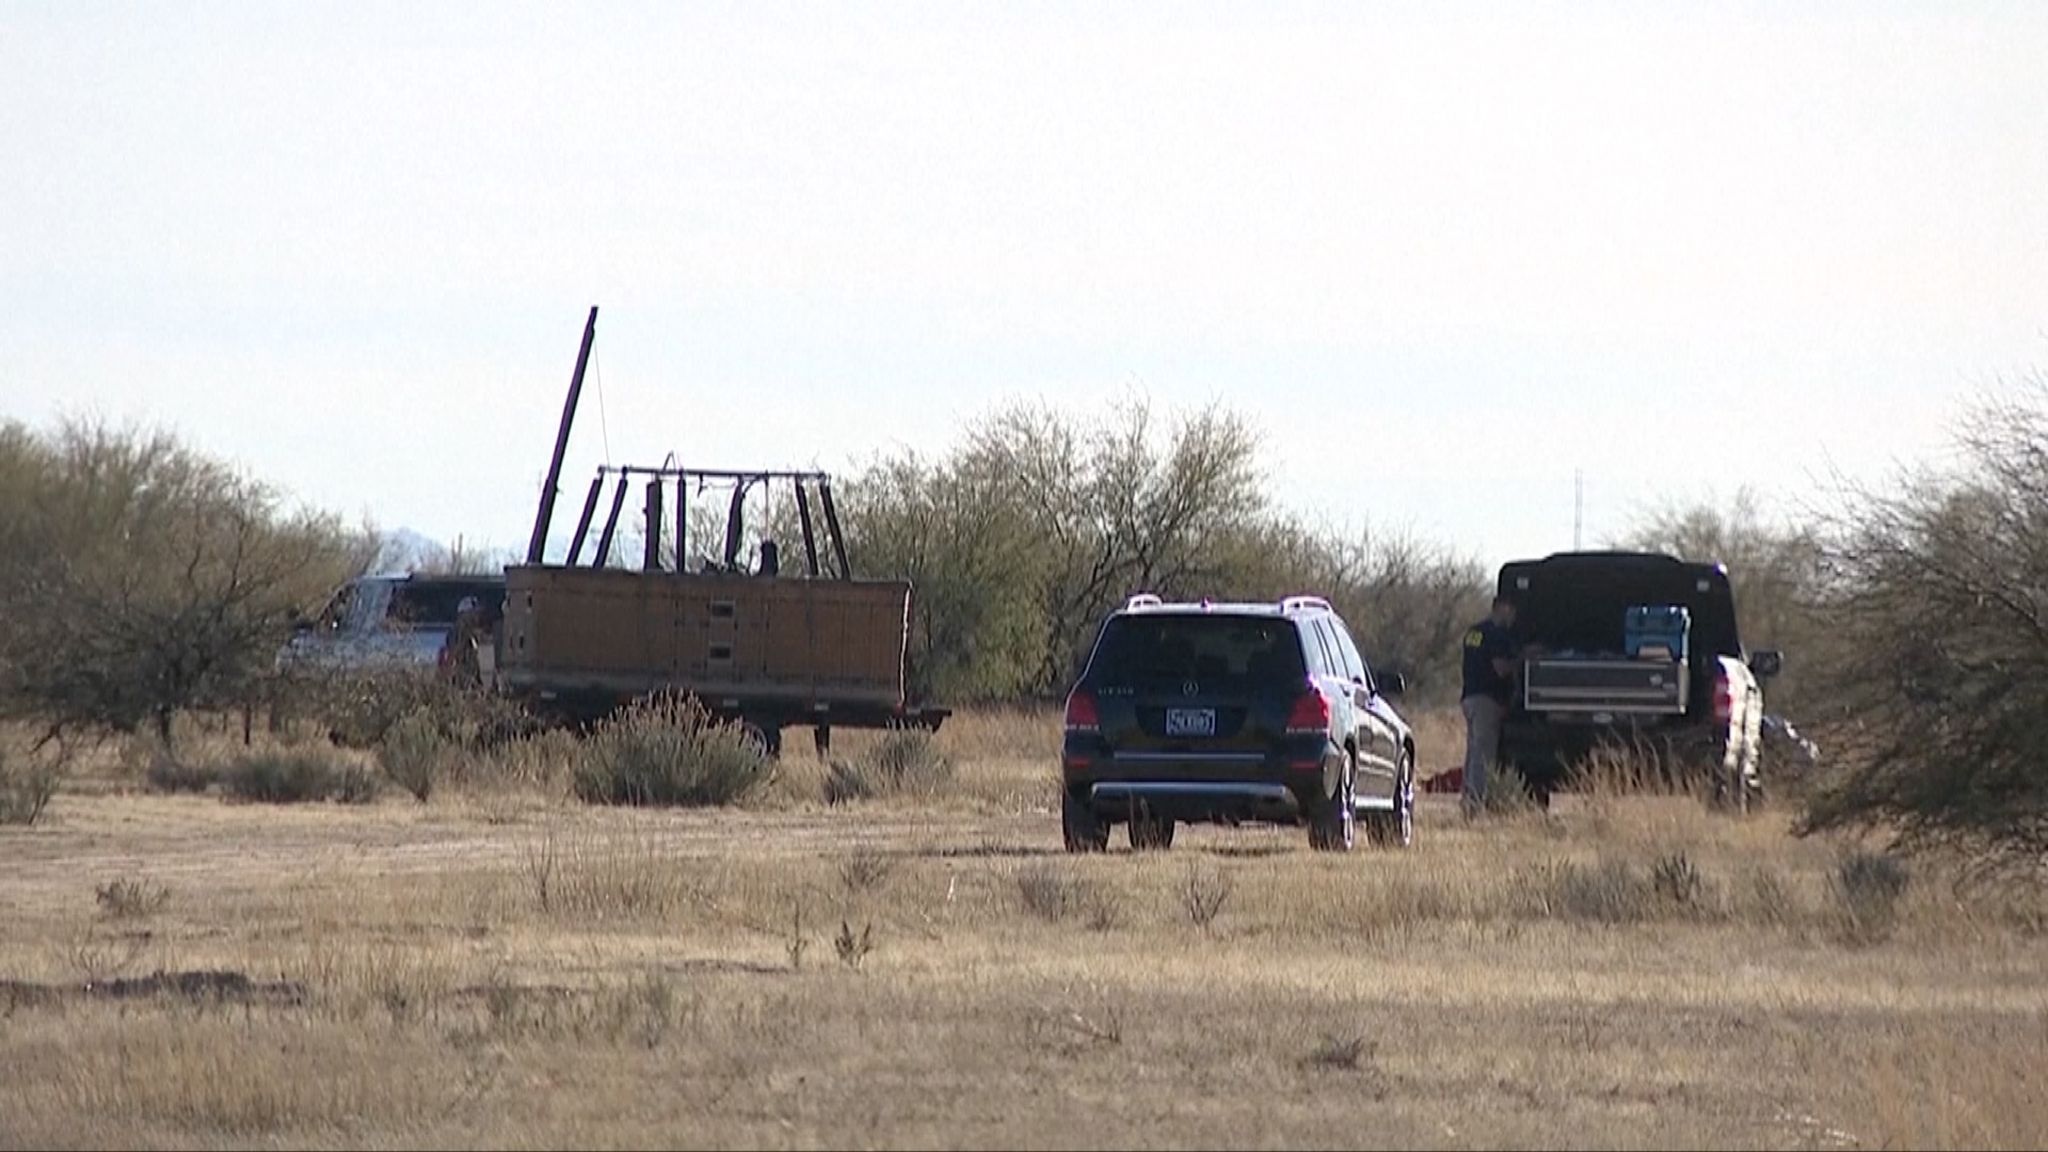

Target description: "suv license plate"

left=1165, top=708, right=1216, bottom=737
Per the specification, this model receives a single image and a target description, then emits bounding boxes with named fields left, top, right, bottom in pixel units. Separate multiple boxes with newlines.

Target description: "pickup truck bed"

left=1493, top=551, right=1776, bottom=807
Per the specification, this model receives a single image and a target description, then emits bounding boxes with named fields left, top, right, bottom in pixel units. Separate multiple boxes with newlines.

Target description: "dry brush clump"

left=1013, top=861, right=1123, bottom=930
left=303, top=670, right=537, bottom=754
left=520, top=827, right=691, bottom=923
left=1179, top=860, right=1233, bottom=930
left=839, top=847, right=896, bottom=898
left=95, top=876, right=171, bottom=920
left=823, top=729, right=954, bottom=804
left=1830, top=849, right=1911, bottom=947
left=376, top=709, right=450, bottom=802
left=0, top=739, right=67, bottom=826
left=143, top=751, right=217, bottom=795
left=220, top=747, right=379, bottom=805
left=1514, top=853, right=1720, bottom=925
left=571, top=694, right=772, bottom=808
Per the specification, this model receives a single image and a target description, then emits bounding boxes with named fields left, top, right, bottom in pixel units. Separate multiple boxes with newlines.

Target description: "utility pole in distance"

left=1573, top=469, right=1585, bottom=551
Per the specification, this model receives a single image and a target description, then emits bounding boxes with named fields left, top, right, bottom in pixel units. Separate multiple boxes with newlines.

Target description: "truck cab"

left=1495, top=551, right=1780, bottom=807
left=279, top=573, right=507, bottom=675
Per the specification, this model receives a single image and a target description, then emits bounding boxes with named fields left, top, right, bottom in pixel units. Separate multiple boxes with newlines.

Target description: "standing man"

left=1460, top=595, right=1519, bottom=816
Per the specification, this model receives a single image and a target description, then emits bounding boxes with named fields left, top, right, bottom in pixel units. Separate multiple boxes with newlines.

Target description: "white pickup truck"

left=278, top=573, right=506, bottom=675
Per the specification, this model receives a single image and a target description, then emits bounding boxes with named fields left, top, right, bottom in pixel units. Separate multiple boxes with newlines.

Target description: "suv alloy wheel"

left=1308, top=753, right=1356, bottom=852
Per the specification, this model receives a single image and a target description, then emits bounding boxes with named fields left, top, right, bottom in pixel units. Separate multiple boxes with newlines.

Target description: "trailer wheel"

left=741, top=721, right=782, bottom=760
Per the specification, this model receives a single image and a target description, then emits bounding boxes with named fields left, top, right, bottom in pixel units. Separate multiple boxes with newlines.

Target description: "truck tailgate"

left=1523, top=658, right=1688, bottom=715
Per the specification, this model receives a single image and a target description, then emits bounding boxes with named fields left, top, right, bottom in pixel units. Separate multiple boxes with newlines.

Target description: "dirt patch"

left=0, top=968, right=307, bottom=1010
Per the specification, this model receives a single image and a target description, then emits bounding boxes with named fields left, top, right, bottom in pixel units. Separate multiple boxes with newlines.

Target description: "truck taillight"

left=1064, top=689, right=1100, bottom=733
left=1286, top=685, right=1331, bottom=734
left=1712, top=675, right=1734, bottom=725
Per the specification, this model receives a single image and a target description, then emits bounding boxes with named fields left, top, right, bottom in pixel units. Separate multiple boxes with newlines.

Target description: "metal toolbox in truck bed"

left=1523, top=657, right=1689, bottom=715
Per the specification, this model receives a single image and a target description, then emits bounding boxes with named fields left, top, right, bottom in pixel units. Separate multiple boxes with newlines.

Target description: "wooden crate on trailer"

left=501, top=565, right=910, bottom=711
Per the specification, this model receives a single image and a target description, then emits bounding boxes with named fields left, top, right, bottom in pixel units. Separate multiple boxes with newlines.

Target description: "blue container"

left=1624, top=605, right=1690, bottom=661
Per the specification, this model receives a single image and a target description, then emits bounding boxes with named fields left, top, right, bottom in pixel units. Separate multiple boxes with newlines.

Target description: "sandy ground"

left=1, top=760, right=2044, bottom=1149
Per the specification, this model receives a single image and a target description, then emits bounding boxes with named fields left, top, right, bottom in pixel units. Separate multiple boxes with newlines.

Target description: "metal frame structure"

left=562, top=464, right=854, bottom=581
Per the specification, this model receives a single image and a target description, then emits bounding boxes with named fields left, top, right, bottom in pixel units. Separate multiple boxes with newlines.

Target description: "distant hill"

left=369, top=528, right=512, bottom=576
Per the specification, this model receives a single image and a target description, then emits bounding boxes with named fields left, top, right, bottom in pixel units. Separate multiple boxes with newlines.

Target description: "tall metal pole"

left=592, top=473, right=630, bottom=569
left=524, top=306, right=600, bottom=565
left=818, top=480, right=852, bottom=581
left=643, top=476, right=664, bottom=571
left=565, top=474, right=605, bottom=566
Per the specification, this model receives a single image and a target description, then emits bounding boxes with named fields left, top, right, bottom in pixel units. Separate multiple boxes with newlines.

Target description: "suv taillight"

left=1286, top=686, right=1330, bottom=734
left=1712, top=674, right=1734, bottom=725
left=1064, top=689, right=1100, bottom=733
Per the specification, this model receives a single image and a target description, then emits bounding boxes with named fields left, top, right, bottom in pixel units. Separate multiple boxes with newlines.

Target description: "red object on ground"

left=1421, top=767, right=1464, bottom=794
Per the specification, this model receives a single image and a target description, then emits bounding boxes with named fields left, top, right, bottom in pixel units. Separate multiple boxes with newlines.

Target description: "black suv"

left=1059, top=595, right=1416, bottom=853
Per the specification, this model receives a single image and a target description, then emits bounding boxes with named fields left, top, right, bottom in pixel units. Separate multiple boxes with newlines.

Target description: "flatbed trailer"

left=498, top=562, right=947, bottom=748
left=497, top=307, right=949, bottom=753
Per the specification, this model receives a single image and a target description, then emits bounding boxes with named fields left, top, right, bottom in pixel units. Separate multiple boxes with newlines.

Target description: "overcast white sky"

left=5, top=1, right=2045, bottom=571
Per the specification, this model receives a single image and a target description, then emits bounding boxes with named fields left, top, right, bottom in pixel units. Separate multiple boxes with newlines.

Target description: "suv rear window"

left=1088, top=615, right=1306, bottom=688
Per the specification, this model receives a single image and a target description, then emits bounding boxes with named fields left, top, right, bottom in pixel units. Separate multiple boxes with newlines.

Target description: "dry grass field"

left=2, top=709, right=2045, bottom=1150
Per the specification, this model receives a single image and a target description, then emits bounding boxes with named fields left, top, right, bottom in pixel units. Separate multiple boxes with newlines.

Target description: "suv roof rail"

left=1280, top=594, right=1332, bottom=614
left=1124, top=593, right=1164, bottom=611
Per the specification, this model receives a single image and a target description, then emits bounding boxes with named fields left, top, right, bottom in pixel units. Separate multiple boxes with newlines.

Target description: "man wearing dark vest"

left=1460, top=595, right=1519, bottom=816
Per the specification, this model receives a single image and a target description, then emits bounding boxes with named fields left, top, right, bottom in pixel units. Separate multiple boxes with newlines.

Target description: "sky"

left=4, top=1, right=2046, bottom=572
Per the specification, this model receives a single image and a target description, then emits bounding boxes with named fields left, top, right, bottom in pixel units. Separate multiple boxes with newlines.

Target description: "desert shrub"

left=1801, top=385, right=2048, bottom=876
left=331, top=760, right=381, bottom=804
left=521, top=828, right=689, bottom=922
left=378, top=707, right=457, bottom=802
left=1179, top=860, right=1232, bottom=930
left=0, top=742, right=65, bottom=826
left=1520, top=858, right=1656, bottom=924
left=95, top=876, right=170, bottom=919
left=1016, top=862, right=1082, bottom=922
left=839, top=847, right=895, bottom=897
left=571, top=695, right=771, bottom=808
left=1303, top=1033, right=1375, bottom=1073
left=307, top=671, right=535, bottom=752
left=1831, top=850, right=1910, bottom=946
left=482, top=727, right=579, bottom=795
left=1739, top=866, right=1801, bottom=928
left=1482, top=765, right=1540, bottom=818
left=834, top=920, right=875, bottom=970
left=822, top=729, right=954, bottom=804
left=221, top=748, right=379, bottom=804
left=1650, top=851, right=1708, bottom=914
left=144, top=753, right=216, bottom=794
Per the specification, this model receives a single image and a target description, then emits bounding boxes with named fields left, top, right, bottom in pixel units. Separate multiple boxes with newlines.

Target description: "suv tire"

left=1062, top=790, right=1110, bottom=853
left=1129, top=813, right=1176, bottom=851
left=1308, top=754, right=1356, bottom=853
left=1365, top=750, right=1415, bottom=849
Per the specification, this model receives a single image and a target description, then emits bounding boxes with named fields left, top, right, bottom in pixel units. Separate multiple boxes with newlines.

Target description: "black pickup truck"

left=1495, top=551, right=1782, bottom=808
